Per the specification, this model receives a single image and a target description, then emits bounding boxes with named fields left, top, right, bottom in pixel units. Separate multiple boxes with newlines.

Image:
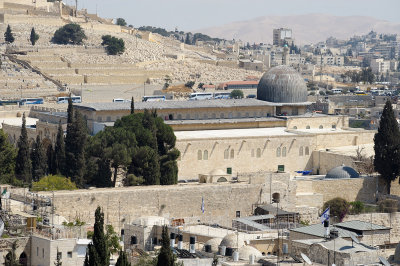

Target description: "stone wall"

left=0, top=237, right=30, bottom=265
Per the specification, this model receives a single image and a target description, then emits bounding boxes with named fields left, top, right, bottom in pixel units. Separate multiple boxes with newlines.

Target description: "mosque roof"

left=325, top=165, right=359, bottom=179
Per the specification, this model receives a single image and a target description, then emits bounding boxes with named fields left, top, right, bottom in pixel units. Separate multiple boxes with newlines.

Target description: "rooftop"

left=334, top=220, right=390, bottom=231
left=290, top=223, right=357, bottom=238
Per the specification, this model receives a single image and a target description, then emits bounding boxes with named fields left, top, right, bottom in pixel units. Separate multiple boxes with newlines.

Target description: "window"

left=67, top=251, right=72, bottom=258
left=282, top=147, right=287, bottom=157
left=106, top=116, right=111, bottom=122
left=236, top=112, right=241, bottom=118
left=228, top=112, right=233, bottom=118
left=276, top=147, right=281, bottom=157
left=278, top=165, right=285, bottom=172
left=203, top=113, right=208, bottom=119
left=195, top=113, right=199, bottom=119
left=230, top=149, right=235, bottom=159
left=332, top=124, right=336, bottom=129
left=299, top=146, right=303, bottom=156
left=197, top=150, right=202, bottom=160
left=37, top=247, right=39, bottom=256
left=236, top=211, right=241, bottom=218
left=224, top=149, right=229, bottom=159
left=203, top=150, right=208, bottom=160
left=246, top=112, right=249, bottom=118
left=227, top=167, right=232, bottom=174
left=319, top=125, right=323, bottom=129
left=251, top=149, right=255, bottom=157
left=306, top=125, right=310, bottom=129
left=212, top=113, right=216, bottom=119
left=177, top=114, right=182, bottom=120
left=305, top=147, right=310, bottom=156
left=97, top=116, right=102, bottom=122
left=256, top=148, right=261, bottom=158
left=220, top=113, right=224, bottom=119
left=186, top=114, right=190, bottom=120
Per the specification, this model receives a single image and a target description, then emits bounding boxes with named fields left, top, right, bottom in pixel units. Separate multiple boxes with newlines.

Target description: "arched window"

left=203, top=150, right=208, bottom=160
left=282, top=147, right=287, bottom=157
left=319, top=125, right=323, bottom=129
left=293, top=126, right=297, bottom=129
left=203, top=113, right=208, bottom=119
left=256, top=148, right=261, bottom=158
left=230, top=149, right=235, bottom=159
left=305, top=146, right=310, bottom=156
left=276, top=147, right=281, bottom=157
left=197, top=150, right=202, bottom=160
left=332, top=124, right=336, bottom=129
left=224, top=149, right=229, bottom=159
left=220, top=113, right=225, bottom=119
left=306, top=125, right=310, bottom=129
left=299, top=146, right=303, bottom=156
left=186, top=114, right=190, bottom=120
left=251, top=149, right=255, bottom=157
left=177, top=114, right=182, bottom=120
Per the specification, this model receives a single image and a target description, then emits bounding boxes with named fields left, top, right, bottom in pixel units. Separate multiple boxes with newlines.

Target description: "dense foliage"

left=322, top=197, right=349, bottom=222
left=0, top=129, right=17, bottom=184
left=374, top=100, right=400, bottom=194
left=15, top=113, right=32, bottom=184
left=101, top=35, right=125, bottom=55
left=31, top=175, right=77, bottom=191
left=53, top=23, right=86, bottom=45
left=85, top=207, right=109, bottom=266
left=4, top=24, right=14, bottom=43
left=230, top=89, right=244, bottom=99
left=116, top=18, right=127, bottom=27
left=116, top=250, right=131, bottom=266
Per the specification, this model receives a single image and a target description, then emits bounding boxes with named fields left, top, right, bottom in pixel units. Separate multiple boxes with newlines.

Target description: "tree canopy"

left=31, top=175, right=77, bottom=191
left=15, top=113, right=32, bottom=184
left=53, top=23, right=87, bottom=45
left=30, top=27, right=39, bottom=46
left=101, top=35, right=125, bottom=55
left=230, top=89, right=244, bottom=99
left=116, top=18, right=127, bottom=27
left=374, top=100, right=400, bottom=194
left=4, top=25, right=14, bottom=43
left=86, top=207, right=109, bottom=265
left=0, top=129, right=17, bottom=184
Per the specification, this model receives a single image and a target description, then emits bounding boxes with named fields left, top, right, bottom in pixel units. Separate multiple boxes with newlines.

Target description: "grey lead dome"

left=257, top=65, right=308, bottom=103
left=326, top=165, right=360, bottom=179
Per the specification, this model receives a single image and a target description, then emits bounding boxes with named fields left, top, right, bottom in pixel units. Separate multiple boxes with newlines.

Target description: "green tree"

left=15, top=113, right=32, bottom=184
left=54, top=121, right=66, bottom=175
left=116, top=250, right=131, bottom=266
left=184, top=33, right=191, bottom=45
left=184, top=81, right=195, bottom=89
left=230, top=89, right=244, bottom=99
left=86, top=207, right=109, bottom=266
left=101, top=35, right=125, bottom=55
left=4, top=241, right=19, bottom=266
left=31, top=175, right=77, bottom=191
left=116, top=18, right=127, bottom=26
left=4, top=25, right=14, bottom=43
left=374, top=100, right=400, bottom=194
left=53, top=23, right=86, bottom=45
left=130, top=97, right=135, bottom=114
left=130, top=146, right=160, bottom=185
left=157, top=226, right=174, bottom=266
left=31, top=135, right=47, bottom=181
left=323, top=197, right=349, bottom=222
left=105, top=224, right=122, bottom=256
left=30, top=27, right=39, bottom=46
left=65, top=104, right=87, bottom=187
left=0, top=129, right=17, bottom=184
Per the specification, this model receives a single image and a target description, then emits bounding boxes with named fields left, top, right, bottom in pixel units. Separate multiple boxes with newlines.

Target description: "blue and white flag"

left=201, top=197, right=205, bottom=213
left=320, top=207, right=330, bottom=224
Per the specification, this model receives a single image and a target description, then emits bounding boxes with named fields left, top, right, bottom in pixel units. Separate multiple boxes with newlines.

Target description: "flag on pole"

left=201, top=197, right=205, bottom=214
left=320, top=207, right=330, bottom=224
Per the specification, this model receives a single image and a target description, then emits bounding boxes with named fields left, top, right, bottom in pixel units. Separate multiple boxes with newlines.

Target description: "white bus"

left=142, top=95, right=166, bottom=102
left=57, top=96, right=82, bottom=104
left=214, top=92, right=231, bottom=99
left=20, top=98, right=44, bottom=105
left=189, top=92, right=213, bottom=100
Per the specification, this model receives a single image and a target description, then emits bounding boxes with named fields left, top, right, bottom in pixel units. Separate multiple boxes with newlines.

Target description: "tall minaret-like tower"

left=283, top=45, right=289, bottom=65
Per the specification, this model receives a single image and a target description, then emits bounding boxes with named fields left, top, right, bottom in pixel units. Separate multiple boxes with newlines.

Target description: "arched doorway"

left=19, top=252, right=27, bottom=266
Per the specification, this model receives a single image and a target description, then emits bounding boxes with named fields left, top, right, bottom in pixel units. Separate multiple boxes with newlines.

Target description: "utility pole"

left=75, top=0, right=78, bottom=17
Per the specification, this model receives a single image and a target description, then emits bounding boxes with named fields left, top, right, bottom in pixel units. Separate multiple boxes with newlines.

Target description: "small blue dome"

left=326, top=165, right=359, bottom=179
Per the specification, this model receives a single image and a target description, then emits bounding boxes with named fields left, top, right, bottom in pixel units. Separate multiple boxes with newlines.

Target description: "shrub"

left=323, top=197, right=349, bottom=222
left=101, top=35, right=125, bottom=55
left=378, top=199, right=398, bottom=213
left=53, top=23, right=86, bottom=45
left=31, top=175, right=78, bottom=191
left=349, top=201, right=364, bottom=214
left=230, top=89, right=244, bottom=99
left=184, top=81, right=195, bottom=89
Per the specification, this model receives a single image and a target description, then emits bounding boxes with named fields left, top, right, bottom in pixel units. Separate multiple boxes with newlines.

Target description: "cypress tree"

left=4, top=25, right=14, bottom=43
left=47, top=144, right=56, bottom=175
left=67, top=97, right=73, bottom=124
left=130, top=97, right=134, bottom=114
left=87, top=207, right=109, bottom=266
left=0, top=128, right=17, bottom=184
left=157, top=226, right=174, bottom=266
left=30, top=27, right=39, bottom=46
left=31, top=135, right=47, bottom=181
left=94, top=155, right=112, bottom=188
left=4, top=241, right=18, bottom=266
left=15, top=113, right=32, bottom=184
left=115, top=250, right=131, bottom=266
left=374, top=100, right=400, bottom=194
left=54, top=121, right=66, bottom=175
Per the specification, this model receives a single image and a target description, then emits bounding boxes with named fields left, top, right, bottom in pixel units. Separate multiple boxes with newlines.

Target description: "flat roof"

left=290, top=223, right=356, bottom=238
left=334, top=220, right=390, bottom=231
left=166, top=117, right=282, bottom=125
left=0, top=117, right=38, bottom=128
left=175, top=127, right=296, bottom=140
left=74, top=99, right=280, bottom=112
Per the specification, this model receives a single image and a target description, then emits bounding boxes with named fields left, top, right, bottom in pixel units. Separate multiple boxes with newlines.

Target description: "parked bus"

left=20, top=98, right=44, bottom=105
left=0, top=99, right=20, bottom=106
left=142, top=95, right=166, bottom=102
left=189, top=92, right=213, bottom=100
left=214, top=92, right=231, bottom=99
left=57, top=96, right=82, bottom=104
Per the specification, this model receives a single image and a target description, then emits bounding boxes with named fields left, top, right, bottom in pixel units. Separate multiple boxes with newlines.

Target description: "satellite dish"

left=379, top=256, right=390, bottom=266
left=300, top=253, right=312, bottom=265
left=350, top=234, right=360, bottom=246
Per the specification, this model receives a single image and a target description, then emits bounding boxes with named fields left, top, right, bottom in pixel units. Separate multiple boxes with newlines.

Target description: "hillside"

left=197, top=14, right=400, bottom=44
